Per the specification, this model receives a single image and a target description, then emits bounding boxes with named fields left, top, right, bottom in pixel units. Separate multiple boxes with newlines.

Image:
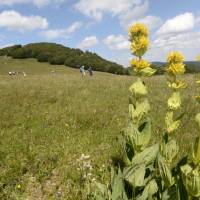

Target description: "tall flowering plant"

left=88, top=24, right=200, bottom=200
left=180, top=57, right=200, bottom=199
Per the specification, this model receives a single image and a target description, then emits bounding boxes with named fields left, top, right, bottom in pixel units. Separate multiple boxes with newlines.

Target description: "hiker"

left=88, top=66, right=93, bottom=76
left=80, top=66, right=86, bottom=77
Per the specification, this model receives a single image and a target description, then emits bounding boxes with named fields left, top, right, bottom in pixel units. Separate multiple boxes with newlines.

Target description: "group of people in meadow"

left=80, top=66, right=93, bottom=77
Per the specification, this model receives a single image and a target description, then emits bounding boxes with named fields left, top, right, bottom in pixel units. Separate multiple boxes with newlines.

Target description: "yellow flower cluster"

left=167, top=51, right=184, bottom=64
left=130, top=58, right=150, bottom=71
left=167, top=80, right=186, bottom=90
left=128, top=23, right=149, bottom=40
left=130, top=37, right=149, bottom=58
left=167, top=52, right=185, bottom=75
left=196, top=54, right=200, bottom=61
left=129, top=23, right=149, bottom=58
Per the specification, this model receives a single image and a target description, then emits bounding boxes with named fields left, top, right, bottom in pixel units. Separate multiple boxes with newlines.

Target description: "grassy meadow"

left=0, top=56, right=200, bottom=199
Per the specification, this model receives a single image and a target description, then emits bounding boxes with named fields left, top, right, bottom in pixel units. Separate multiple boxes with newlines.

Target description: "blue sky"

left=0, top=0, right=200, bottom=66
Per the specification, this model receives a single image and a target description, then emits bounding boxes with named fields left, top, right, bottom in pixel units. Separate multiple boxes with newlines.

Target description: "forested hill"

left=0, top=43, right=129, bottom=75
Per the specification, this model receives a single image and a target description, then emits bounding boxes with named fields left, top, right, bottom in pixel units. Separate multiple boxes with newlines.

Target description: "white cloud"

left=66, top=21, right=82, bottom=34
left=0, top=10, right=48, bottom=32
left=78, top=36, right=99, bottom=49
left=143, top=30, right=200, bottom=62
left=41, top=21, right=82, bottom=39
left=157, top=12, right=195, bottom=35
left=119, top=1, right=149, bottom=28
left=75, top=0, right=160, bottom=31
left=103, top=35, right=129, bottom=50
left=153, top=32, right=200, bottom=49
left=0, top=0, right=66, bottom=7
left=75, top=0, right=146, bottom=21
left=129, top=15, right=162, bottom=30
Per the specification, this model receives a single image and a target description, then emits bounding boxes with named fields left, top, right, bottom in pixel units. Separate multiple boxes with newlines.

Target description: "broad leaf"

left=181, top=164, right=200, bottom=197
left=157, top=154, right=175, bottom=188
left=129, top=78, right=147, bottom=97
left=165, top=112, right=180, bottom=134
left=131, top=144, right=159, bottom=166
left=140, top=67, right=157, bottom=77
left=111, top=168, right=128, bottom=200
left=136, top=179, right=158, bottom=200
left=123, top=164, right=146, bottom=188
left=167, top=92, right=181, bottom=110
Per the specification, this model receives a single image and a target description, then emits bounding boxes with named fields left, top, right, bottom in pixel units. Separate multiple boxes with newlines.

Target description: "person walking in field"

left=88, top=66, right=93, bottom=76
left=80, top=65, right=86, bottom=77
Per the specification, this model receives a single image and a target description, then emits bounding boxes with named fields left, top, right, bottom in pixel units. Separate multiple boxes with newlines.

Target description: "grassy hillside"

left=0, top=57, right=199, bottom=199
left=0, top=43, right=129, bottom=75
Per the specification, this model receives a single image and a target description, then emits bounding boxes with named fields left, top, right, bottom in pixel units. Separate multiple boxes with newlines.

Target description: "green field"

left=0, top=57, right=199, bottom=199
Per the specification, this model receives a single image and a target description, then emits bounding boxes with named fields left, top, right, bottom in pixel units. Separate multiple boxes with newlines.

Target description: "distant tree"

left=0, top=42, right=127, bottom=75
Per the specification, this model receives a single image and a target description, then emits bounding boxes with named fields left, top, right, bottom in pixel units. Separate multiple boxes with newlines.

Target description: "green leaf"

left=131, top=144, right=159, bottom=166
left=195, top=113, right=200, bottom=129
left=131, top=99, right=150, bottom=123
left=136, top=179, right=158, bottom=200
left=165, top=112, right=180, bottom=134
left=161, top=138, right=179, bottom=163
left=123, top=164, right=146, bottom=188
left=140, top=67, right=157, bottom=77
left=129, top=78, right=147, bottom=97
left=167, top=92, right=181, bottom=110
left=125, top=120, right=152, bottom=153
left=161, top=186, right=177, bottom=200
left=192, top=137, right=200, bottom=165
left=157, top=154, right=175, bottom=188
left=181, top=164, right=200, bottom=197
left=111, top=168, right=128, bottom=200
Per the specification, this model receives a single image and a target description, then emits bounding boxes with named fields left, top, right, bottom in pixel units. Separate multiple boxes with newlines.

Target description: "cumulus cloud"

left=0, top=0, right=66, bottom=7
left=157, top=12, right=195, bottom=35
left=75, top=0, right=161, bottom=30
left=128, top=15, right=162, bottom=30
left=103, top=35, right=129, bottom=50
left=78, top=36, right=99, bottom=49
left=0, top=10, right=48, bottom=32
left=119, top=1, right=149, bottom=28
left=41, top=21, right=82, bottom=39
left=153, top=32, right=200, bottom=50
left=75, top=0, right=141, bottom=21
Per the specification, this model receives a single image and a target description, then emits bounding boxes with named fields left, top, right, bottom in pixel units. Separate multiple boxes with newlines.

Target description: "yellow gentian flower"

left=167, top=63, right=185, bottom=75
left=130, top=58, right=150, bottom=71
left=167, top=81, right=187, bottom=89
left=167, top=51, right=185, bottom=64
left=129, top=23, right=149, bottom=41
left=130, top=37, right=149, bottom=57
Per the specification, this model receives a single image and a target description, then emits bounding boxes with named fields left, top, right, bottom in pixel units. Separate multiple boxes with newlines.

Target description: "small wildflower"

left=17, top=184, right=21, bottom=189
